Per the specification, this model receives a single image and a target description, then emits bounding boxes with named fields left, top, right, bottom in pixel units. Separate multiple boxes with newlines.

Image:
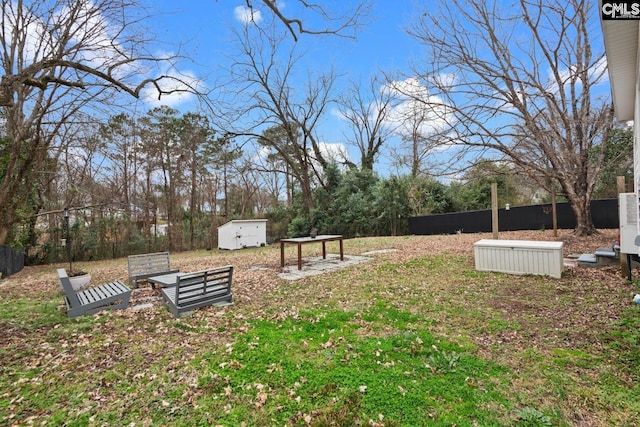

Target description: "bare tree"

left=137, top=106, right=185, bottom=251
left=393, top=107, right=429, bottom=179
left=228, top=159, right=263, bottom=217
left=337, top=75, right=395, bottom=171
left=405, top=0, right=611, bottom=235
left=178, top=112, right=217, bottom=250
left=386, top=90, right=452, bottom=179
left=99, top=114, right=138, bottom=221
left=227, top=23, right=337, bottom=226
left=251, top=143, right=290, bottom=206
left=0, top=0, right=192, bottom=244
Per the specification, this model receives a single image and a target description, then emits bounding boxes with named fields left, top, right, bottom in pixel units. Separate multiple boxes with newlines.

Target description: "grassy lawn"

left=1, top=231, right=639, bottom=426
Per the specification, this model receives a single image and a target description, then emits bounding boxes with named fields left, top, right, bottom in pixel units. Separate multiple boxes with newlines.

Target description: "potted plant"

left=58, top=268, right=91, bottom=291
left=68, top=269, right=91, bottom=290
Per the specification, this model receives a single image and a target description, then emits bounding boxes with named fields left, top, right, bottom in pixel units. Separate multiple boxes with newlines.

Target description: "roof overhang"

left=600, top=1, right=640, bottom=121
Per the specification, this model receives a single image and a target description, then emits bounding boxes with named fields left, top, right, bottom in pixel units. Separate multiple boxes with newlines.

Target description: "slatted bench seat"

left=161, top=265, right=233, bottom=317
left=127, top=251, right=179, bottom=289
left=57, top=268, right=132, bottom=318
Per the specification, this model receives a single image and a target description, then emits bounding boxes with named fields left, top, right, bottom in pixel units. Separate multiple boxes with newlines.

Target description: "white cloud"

left=382, top=78, right=454, bottom=138
left=4, top=1, right=126, bottom=73
left=330, top=107, right=346, bottom=121
left=592, top=55, right=609, bottom=84
left=318, top=142, right=350, bottom=164
left=140, top=69, right=203, bottom=108
left=55, top=2, right=137, bottom=79
left=253, top=139, right=350, bottom=168
left=234, top=5, right=263, bottom=24
left=383, top=77, right=429, bottom=99
left=4, top=10, right=45, bottom=66
left=5, top=1, right=201, bottom=110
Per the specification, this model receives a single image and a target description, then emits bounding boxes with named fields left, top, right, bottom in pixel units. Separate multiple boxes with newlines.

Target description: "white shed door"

left=237, top=225, right=258, bottom=248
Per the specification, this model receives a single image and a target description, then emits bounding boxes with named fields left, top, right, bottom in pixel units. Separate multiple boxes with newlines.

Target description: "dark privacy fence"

left=0, top=245, right=25, bottom=278
left=408, top=198, right=619, bottom=235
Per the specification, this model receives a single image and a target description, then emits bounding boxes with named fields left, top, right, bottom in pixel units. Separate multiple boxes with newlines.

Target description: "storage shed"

left=218, top=219, right=268, bottom=250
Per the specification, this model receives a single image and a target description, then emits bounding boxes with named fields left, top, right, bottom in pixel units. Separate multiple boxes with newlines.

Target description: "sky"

left=135, top=0, right=423, bottom=173
left=146, top=1, right=419, bottom=95
left=63, top=0, right=610, bottom=179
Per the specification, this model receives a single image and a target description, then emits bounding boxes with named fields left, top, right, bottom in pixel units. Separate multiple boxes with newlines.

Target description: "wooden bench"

left=127, top=252, right=179, bottom=289
left=57, top=268, right=132, bottom=318
left=161, top=265, right=233, bottom=317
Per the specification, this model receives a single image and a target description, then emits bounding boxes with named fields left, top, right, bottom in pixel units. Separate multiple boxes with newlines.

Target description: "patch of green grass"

left=551, top=348, right=600, bottom=369
left=191, top=308, right=512, bottom=426
left=513, top=406, right=552, bottom=426
left=484, top=317, right=521, bottom=334
left=174, top=321, right=200, bottom=332
left=376, top=254, right=465, bottom=274
left=0, top=298, right=63, bottom=328
left=607, top=307, right=640, bottom=371
left=4, top=235, right=640, bottom=425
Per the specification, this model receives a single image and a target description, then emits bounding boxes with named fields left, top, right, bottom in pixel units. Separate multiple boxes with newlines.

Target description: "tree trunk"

left=190, top=160, right=197, bottom=251
left=567, top=193, right=597, bottom=236
left=299, top=168, right=315, bottom=227
left=0, top=226, right=9, bottom=246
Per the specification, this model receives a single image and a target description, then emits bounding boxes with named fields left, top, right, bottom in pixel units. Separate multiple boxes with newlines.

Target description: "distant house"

left=218, top=219, right=268, bottom=250
left=150, top=224, right=168, bottom=236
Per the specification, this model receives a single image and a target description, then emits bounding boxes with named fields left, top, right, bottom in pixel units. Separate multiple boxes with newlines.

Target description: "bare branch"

left=405, top=0, right=610, bottom=234
left=221, top=22, right=338, bottom=223
left=0, top=0, right=185, bottom=244
left=247, top=0, right=370, bottom=41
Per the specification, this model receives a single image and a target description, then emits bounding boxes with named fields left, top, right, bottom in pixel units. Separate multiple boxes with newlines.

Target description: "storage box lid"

left=473, top=239, right=563, bottom=250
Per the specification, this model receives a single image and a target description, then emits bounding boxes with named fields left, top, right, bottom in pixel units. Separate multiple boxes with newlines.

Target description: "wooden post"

left=492, top=182, right=499, bottom=239
left=551, top=188, right=558, bottom=237
left=618, top=176, right=628, bottom=278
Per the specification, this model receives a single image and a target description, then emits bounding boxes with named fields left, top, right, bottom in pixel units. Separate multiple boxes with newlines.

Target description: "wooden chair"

left=127, top=252, right=179, bottom=289
left=58, top=268, right=131, bottom=318
left=161, top=265, right=233, bottom=317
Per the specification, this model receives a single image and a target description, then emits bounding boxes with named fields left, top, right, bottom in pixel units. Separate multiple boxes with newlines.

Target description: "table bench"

left=127, top=252, right=179, bottom=289
left=280, top=235, right=344, bottom=270
left=161, top=265, right=234, bottom=317
left=57, top=268, right=131, bottom=318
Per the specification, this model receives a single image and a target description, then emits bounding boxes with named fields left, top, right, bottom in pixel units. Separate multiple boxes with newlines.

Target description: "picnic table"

left=280, top=235, right=344, bottom=270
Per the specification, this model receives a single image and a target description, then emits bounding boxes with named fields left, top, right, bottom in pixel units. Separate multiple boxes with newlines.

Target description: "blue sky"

left=136, top=1, right=423, bottom=172
left=128, top=1, right=611, bottom=179
left=148, top=1, right=418, bottom=84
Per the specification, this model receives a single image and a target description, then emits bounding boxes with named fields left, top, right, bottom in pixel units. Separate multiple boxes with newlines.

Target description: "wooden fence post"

left=492, top=182, right=499, bottom=239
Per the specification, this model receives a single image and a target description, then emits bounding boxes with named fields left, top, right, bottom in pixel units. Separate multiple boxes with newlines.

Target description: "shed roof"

left=218, top=219, right=268, bottom=229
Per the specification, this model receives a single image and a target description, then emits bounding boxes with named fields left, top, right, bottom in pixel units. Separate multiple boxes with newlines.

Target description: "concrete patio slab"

left=279, top=254, right=372, bottom=281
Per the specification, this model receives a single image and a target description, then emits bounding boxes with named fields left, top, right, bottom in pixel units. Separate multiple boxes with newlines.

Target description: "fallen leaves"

left=0, top=229, right=630, bottom=425
left=254, top=390, right=268, bottom=409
